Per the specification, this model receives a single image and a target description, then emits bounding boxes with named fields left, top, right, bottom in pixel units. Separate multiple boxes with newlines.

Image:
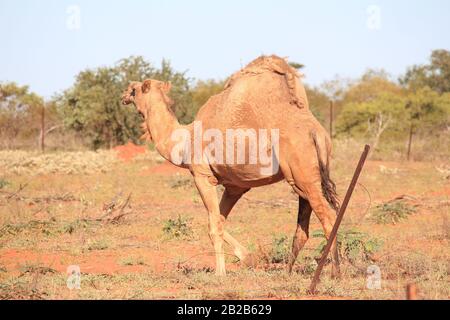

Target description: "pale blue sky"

left=1, top=0, right=449, bottom=98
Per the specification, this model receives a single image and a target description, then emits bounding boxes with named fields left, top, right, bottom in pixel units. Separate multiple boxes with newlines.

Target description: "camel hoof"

left=286, top=264, right=294, bottom=275
left=215, top=270, right=227, bottom=277
left=331, top=268, right=341, bottom=279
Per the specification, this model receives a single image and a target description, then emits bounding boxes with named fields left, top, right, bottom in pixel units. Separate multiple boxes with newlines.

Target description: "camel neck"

left=145, top=101, right=188, bottom=166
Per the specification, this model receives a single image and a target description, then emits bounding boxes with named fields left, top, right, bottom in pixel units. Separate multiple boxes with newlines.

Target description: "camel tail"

left=311, top=132, right=340, bottom=212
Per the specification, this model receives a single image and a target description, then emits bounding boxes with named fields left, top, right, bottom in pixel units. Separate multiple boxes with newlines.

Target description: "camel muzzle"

left=121, top=95, right=133, bottom=105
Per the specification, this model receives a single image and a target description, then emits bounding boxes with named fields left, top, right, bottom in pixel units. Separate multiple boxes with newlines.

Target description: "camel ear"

left=163, top=81, right=172, bottom=93
left=142, top=80, right=152, bottom=94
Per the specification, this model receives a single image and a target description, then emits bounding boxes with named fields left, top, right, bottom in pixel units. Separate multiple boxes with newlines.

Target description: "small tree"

left=57, top=56, right=194, bottom=148
left=191, top=79, right=225, bottom=117
left=0, top=82, right=47, bottom=148
left=400, top=49, right=450, bottom=94
left=304, top=85, right=330, bottom=125
left=404, top=88, right=450, bottom=160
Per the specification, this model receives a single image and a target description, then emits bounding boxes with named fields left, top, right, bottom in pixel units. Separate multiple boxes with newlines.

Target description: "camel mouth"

left=121, top=95, right=134, bottom=106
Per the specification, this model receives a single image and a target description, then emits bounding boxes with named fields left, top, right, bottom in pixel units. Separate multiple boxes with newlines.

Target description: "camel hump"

left=224, top=55, right=307, bottom=109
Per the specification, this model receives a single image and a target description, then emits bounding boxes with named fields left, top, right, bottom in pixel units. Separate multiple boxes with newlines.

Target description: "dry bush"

left=0, top=150, right=118, bottom=175
left=133, top=147, right=165, bottom=163
left=378, top=252, right=447, bottom=281
left=333, top=134, right=450, bottom=162
left=332, top=138, right=367, bottom=165
left=168, top=175, right=193, bottom=189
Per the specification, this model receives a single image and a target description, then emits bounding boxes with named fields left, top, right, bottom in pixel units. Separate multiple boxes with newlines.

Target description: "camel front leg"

left=193, top=176, right=226, bottom=276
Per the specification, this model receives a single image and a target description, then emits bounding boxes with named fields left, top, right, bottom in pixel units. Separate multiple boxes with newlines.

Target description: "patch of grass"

left=62, top=219, right=96, bottom=234
left=0, top=281, right=48, bottom=300
left=0, top=219, right=58, bottom=238
left=269, top=234, right=290, bottom=264
left=0, top=150, right=118, bottom=175
left=295, top=257, right=317, bottom=275
left=168, top=175, right=193, bottom=189
left=119, top=256, right=146, bottom=266
left=0, top=178, right=10, bottom=189
left=378, top=252, right=447, bottom=281
left=312, top=229, right=382, bottom=264
left=371, top=201, right=417, bottom=224
left=86, top=239, right=109, bottom=251
left=162, top=215, right=194, bottom=239
left=19, top=263, right=57, bottom=276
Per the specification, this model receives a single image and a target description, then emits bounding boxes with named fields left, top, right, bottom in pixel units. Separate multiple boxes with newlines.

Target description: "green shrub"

left=269, top=234, right=290, bottom=263
left=312, top=229, right=382, bottom=263
left=371, top=201, right=416, bottom=224
left=162, top=215, right=194, bottom=239
left=0, top=178, right=9, bottom=189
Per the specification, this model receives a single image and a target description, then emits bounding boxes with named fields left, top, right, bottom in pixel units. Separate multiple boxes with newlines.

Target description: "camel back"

left=224, top=55, right=307, bottom=109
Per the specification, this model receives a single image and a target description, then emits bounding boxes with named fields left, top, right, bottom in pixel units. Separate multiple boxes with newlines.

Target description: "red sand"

left=114, top=142, right=147, bottom=162
left=141, top=161, right=188, bottom=176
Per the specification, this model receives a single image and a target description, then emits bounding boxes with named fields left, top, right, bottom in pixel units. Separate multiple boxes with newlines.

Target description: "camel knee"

left=208, top=219, right=224, bottom=240
left=209, top=229, right=224, bottom=242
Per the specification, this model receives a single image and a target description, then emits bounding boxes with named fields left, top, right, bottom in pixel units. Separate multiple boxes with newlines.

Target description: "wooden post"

left=40, top=106, right=45, bottom=152
left=406, top=124, right=413, bottom=161
left=329, top=100, right=333, bottom=139
left=406, top=283, right=418, bottom=300
left=309, top=145, right=371, bottom=295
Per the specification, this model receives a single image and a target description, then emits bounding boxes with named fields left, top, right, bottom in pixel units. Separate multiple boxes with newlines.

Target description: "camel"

left=121, top=55, right=340, bottom=277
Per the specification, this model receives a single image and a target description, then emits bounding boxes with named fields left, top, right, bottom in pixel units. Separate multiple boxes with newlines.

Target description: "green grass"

left=0, top=178, right=9, bottom=189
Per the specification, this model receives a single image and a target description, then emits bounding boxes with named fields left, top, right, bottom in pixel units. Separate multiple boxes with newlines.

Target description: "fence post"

left=406, top=124, right=413, bottom=161
left=309, top=144, right=371, bottom=295
left=40, top=106, right=45, bottom=152
left=406, top=283, right=418, bottom=300
left=329, top=100, right=334, bottom=139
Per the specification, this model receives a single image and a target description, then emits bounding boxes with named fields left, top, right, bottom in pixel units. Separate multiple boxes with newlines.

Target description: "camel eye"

left=130, top=88, right=136, bottom=97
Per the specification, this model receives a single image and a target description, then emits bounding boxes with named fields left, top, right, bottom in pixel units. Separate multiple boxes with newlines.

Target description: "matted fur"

left=224, top=55, right=306, bottom=109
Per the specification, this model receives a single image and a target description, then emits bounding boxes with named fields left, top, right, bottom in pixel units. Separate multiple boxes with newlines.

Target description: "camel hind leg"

left=304, top=181, right=340, bottom=278
left=285, top=157, right=340, bottom=278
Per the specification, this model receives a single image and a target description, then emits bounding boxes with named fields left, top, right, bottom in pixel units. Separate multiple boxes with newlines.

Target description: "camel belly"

left=212, top=164, right=284, bottom=188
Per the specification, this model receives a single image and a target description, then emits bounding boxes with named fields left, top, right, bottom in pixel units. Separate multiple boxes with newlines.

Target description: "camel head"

left=121, top=79, right=173, bottom=119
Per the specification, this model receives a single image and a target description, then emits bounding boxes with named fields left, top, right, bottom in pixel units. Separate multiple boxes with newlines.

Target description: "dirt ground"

left=0, top=143, right=448, bottom=300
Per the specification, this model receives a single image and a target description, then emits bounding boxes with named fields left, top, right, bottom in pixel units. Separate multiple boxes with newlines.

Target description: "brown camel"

left=122, top=55, right=340, bottom=277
